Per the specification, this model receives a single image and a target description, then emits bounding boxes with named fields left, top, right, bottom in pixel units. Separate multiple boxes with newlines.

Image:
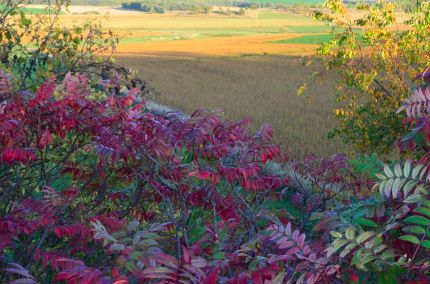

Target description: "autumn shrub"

left=0, top=64, right=294, bottom=283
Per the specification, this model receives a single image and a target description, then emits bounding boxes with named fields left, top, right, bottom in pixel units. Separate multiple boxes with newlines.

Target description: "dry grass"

left=116, top=54, right=348, bottom=159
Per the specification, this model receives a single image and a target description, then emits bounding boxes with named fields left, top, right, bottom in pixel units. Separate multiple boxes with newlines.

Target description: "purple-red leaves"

left=1, top=147, right=36, bottom=164
left=39, top=130, right=53, bottom=148
left=0, top=70, right=295, bottom=284
left=62, top=72, right=90, bottom=97
left=53, top=223, right=89, bottom=239
left=54, top=258, right=103, bottom=284
left=189, top=169, right=219, bottom=184
left=203, top=267, right=219, bottom=284
left=260, top=144, right=280, bottom=163
left=29, top=76, right=56, bottom=107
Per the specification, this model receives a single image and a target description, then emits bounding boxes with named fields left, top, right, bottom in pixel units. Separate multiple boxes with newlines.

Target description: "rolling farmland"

left=54, top=6, right=347, bottom=158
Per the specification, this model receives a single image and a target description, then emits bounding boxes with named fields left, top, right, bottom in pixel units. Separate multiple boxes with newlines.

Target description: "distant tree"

left=120, top=0, right=214, bottom=12
left=190, top=5, right=202, bottom=14
left=155, top=6, right=165, bottom=13
left=202, top=6, right=210, bottom=14
left=302, top=0, right=430, bottom=155
left=128, top=2, right=142, bottom=10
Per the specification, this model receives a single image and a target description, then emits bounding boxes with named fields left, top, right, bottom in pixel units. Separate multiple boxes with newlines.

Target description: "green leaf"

left=356, top=231, right=375, bottom=243
left=414, top=207, right=430, bottom=217
left=74, top=27, right=83, bottom=34
left=380, top=250, right=394, bottom=260
left=403, top=180, right=417, bottom=197
left=378, top=269, right=399, bottom=284
left=212, top=251, right=225, bottom=260
left=379, top=180, right=387, bottom=196
left=403, top=225, right=426, bottom=235
left=412, top=164, right=424, bottom=179
left=422, top=199, right=430, bottom=208
left=394, top=163, right=402, bottom=177
left=384, top=164, right=394, bottom=178
left=373, top=243, right=387, bottom=254
left=330, top=231, right=342, bottom=238
left=376, top=173, right=386, bottom=180
left=370, top=236, right=383, bottom=248
left=350, top=249, right=363, bottom=266
left=404, top=160, right=412, bottom=178
left=51, top=174, right=73, bottom=191
left=130, top=251, right=144, bottom=260
left=383, top=178, right=394, bottom=197
left=327, top=239, right=349, bottom=257
left=73, top=37, right=81, bottom=44
left=392, top=178, right=406, bottom=198
left=360, top=254, right=377, bottom=265
left=141, top=232, right=159, bottom=240
left=356, top=217, right=378, bottom=228
left=414, top=132, right=428, bottom=148
left=404, top=194, right=422, bottom=204
left=416, top=185, right=428, bottom=195
left=21, top=18, right=31, bottom=27
left=340, top=242, right=357, bottom=257
left=404, top=215, right=430, bottom=226
left=345, top=227, right=356, bottom=240
left=399, top=235, right=420, bottom=245
left=332, top=239, right=349, bottom=251
left=125, top=261, right=138, bottom=273
left=421, top=240, right=430, bottom=249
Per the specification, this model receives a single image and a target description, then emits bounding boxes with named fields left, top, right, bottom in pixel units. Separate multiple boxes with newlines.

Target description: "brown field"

left=116, top=55, right=348, bottom=159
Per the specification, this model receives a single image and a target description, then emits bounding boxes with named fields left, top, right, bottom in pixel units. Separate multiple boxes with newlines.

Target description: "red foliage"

left=0, top=70, right=292, bottom=283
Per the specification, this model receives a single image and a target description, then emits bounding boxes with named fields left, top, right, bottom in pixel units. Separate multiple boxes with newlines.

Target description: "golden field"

left=116, top=34, right=317, bottom=57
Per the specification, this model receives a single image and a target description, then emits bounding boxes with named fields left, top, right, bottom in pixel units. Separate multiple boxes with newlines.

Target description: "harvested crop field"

left=116, top=54, right=348, bottom=159
left=116, top=34, right=316, bottom=57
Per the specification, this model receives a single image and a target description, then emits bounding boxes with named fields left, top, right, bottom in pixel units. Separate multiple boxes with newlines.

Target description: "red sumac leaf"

left=285, top=247, right=300, bottom=256
left=204, top=267, right=219, bottom=284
